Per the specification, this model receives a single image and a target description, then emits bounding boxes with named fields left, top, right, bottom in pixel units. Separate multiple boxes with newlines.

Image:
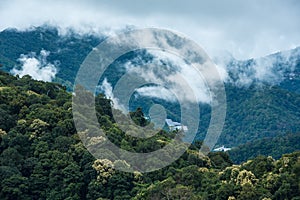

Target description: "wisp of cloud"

left=11, top=50, right=57, bottom=82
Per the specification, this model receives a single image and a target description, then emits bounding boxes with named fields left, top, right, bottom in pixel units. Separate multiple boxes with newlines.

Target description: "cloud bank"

left=99, top=46, right=299, bottom=106
left=11, top=50, right=57, bottom=82
left=0, top=0, right=299, bottom=60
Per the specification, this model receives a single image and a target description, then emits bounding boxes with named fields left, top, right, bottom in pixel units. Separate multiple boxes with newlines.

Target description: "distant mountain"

left=0, top=26, right=300, bottom=151
left=1, top=25, right=300, bottom=92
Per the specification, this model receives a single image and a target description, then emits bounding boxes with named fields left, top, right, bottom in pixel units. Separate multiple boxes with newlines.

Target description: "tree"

left=1, top=175, right=30, bottom=200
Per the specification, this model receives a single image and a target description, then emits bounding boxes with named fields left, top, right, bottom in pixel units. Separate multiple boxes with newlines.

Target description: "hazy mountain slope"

left=225, top=47, right=300, bottom=93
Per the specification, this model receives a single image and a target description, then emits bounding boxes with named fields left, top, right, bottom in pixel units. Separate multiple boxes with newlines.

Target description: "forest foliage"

left=0, top=70, right=299, bottom=200
left=229, top=132, right=300, bottom=164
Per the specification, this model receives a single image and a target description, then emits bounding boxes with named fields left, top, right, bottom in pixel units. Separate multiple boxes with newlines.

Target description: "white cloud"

left=0, top=0, right=299, bottom=59
left=135, top=86, right=177, bottom=102
left=11, top=50, right=57, bottom=82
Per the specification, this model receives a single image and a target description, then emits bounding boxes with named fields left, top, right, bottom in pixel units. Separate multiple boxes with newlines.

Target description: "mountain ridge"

left=0, top=25, right=300, bottom=149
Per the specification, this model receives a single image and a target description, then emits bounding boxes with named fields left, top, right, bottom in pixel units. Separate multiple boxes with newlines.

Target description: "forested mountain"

left=0, top=70, right=299, bottom=199
left=0, top=25, right=300, bottom=158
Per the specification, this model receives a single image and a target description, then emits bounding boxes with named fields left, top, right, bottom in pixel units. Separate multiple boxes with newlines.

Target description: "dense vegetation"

left=0, top=70, right=299, bottom=199
left=218, top=84, right=300, bottom=146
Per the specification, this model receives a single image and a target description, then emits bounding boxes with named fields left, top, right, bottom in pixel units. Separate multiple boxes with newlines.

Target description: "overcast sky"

left=0, top=0, right=299, bottom=59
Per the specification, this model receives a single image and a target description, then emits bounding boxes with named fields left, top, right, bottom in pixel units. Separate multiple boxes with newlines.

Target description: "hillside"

left=229, top=133, right=300, bottom=164
left=0, top=70, right=299, bottom=199
left=218, top=84, right=300, bottom=145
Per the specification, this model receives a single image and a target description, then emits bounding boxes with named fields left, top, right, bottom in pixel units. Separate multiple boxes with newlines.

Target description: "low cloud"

left=135, top=86, right=177, bottom=102
left=122, top=49, right=213, bottom=104
left=11, top=50, right=57, bottom=82
left=99, top=78, right=127, bottom=112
